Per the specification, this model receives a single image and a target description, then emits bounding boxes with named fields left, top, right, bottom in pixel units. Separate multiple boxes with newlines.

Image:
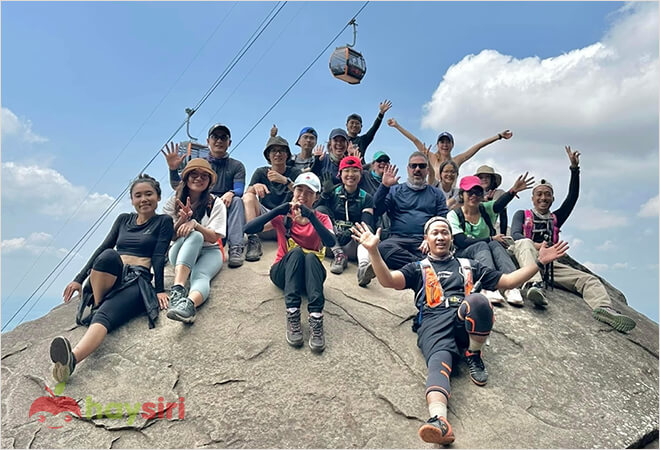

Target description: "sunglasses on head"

left=210, top=133, right=230, bottom=142
left=408, top=163, right=428, bottom=170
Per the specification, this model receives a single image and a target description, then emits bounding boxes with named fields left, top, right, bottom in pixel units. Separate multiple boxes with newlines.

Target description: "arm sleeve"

left=169, top=169, right=182, bottom=190
left=510, top=210, right=526, bottom=240
left=360, top=113, right=384, bottom=150
left=492, top=191, right=515, bottom=214
left=309, top=212, right=336, bottom=248
left=553, top=167, right=580, bottom=227
left=244, top=202, right=290, bottom=234
left=151, top=216, right=174, bottom=293
left=73, top=214, right=125, bottom=283
left=373, top=184, right=391, bottom=218
left=453, top=232, right=490, bottom=250
left=499, top=209, right=508, bottom=235
left=232, top=162, right=246, bottom=197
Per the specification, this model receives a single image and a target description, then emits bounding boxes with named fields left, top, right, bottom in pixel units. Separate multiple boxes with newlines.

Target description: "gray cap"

left=329, top=128, right=349, bottom=140
left=208, top=123, right=231, bottom=137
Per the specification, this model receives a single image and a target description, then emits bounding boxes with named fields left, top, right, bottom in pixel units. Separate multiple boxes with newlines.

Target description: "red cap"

left=459, top=175, right=482, bottom=191
left=339, top=156, right=363, bottom=172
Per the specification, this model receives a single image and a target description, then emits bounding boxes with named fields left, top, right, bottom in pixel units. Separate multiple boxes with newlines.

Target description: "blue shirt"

left=373, top=184, right=448, bottom=237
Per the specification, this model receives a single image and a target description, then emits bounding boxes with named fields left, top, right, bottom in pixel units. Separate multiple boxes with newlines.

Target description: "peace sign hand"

left=565, top=145, right=581, bottom=168
left=161, top=142, right=185, bottom=170
left=176, top=197, right=193, bottom=221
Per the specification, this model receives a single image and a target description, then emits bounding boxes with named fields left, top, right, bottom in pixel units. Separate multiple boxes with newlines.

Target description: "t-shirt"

left=249, top=166, right=301, bottom=210
left=288, top=154, right=314, bottom=172
left=271, top=211, right=333, bottom=264
left=74, top=213, right=174, bottom=292
left=447, top=201, right=497, bottom=239
left=162, top=195, right=227, bottom=247
left=399, top=257, right=502, bottom=315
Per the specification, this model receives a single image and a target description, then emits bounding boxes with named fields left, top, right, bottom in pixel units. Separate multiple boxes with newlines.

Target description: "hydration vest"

left=455, top=204, right=496, bottom=237
left=333, top=185, right=367, bottom=230
left=522, top=209, right=559, bottom=244
left=412, top=257, right=473, bottom=332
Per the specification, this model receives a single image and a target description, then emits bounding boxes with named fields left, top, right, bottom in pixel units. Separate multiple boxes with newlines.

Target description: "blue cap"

left=437, top=131, right=454, bottom=144
left=295, top=127, right=318, bottom=146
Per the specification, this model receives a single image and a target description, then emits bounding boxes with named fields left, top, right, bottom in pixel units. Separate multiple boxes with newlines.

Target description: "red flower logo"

left=28, top=384, right=81, bottom=429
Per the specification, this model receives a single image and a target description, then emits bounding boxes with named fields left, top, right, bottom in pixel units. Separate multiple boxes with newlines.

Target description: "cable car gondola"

left=329, top=19, right=366, bottom=85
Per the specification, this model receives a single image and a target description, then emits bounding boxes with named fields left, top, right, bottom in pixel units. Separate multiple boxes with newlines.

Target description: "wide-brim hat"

left=181, top=158, right=217, bottom=186
left=474, top=165, right=502, bottom=189
left=263, top=135, right=292, bottom=162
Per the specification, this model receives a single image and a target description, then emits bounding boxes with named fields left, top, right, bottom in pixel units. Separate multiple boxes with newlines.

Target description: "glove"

left=321, top=173, right=335, bottom=196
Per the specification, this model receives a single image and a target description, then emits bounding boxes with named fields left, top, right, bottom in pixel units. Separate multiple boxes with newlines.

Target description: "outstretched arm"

left=553, top=145, right=581, bottom=227
left=453, top=129, right=513, bottom=167
left=387, top=118, right=428, bottom=154
left=497, top=240, right=569, bottom=289
left=351, top=222, right=406, bottom=290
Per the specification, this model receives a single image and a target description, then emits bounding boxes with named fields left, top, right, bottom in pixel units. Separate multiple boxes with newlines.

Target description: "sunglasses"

left=269, top=148, right=288, bottom=154
left=210, top=133, right=230, bottom=142
left=466, top=188, right=484, bottom=197
left=189, top=171, right=210, bottom=181
left=408, top=163, right=428, bottom=170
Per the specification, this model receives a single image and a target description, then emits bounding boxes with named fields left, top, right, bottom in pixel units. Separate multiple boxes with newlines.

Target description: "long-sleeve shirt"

left=350, top=112, right=384, bottom=163
left=74, top=213, right=174, bottom=292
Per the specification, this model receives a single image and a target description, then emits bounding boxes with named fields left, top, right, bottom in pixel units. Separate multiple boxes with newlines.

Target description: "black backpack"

left=455, top=204, right=496, bottom=236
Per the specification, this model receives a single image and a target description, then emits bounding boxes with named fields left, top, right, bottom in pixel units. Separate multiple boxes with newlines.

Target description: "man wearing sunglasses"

left=165, top=123, right=247, bottom=268
left=370, top=152, right=448, bottom=274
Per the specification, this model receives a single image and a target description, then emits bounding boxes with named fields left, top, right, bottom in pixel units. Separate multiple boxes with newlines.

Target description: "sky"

left=1, top=1, right=658, bottom=331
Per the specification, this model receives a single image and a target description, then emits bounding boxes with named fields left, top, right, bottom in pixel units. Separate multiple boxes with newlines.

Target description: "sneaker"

left=357, top=263, right=376, bottom=287
left=167, top=298, right=196, bottom=323
left=286, top=309, right=304, bottom=347
left=245, top=235, right=263, bottom=262
left=524, top=282, right=548, bottom=307
left=308, top=315, right=326, bottom=353
left=167, top=284, right=187, bottom=308
left=330, top=252, right=347, bottom=274
left=483, top=289, right=504, bottom=305
left=228, top=245, right=244, bottom=268
left=50, top=336, right=76, bottom=383
left=593, top=306, right=637, bottom=333
left=464, top=349, right=488, bottom=386
left=418, top=416, right=455, bottom=445
left=504, top=288, right=524, bottom=306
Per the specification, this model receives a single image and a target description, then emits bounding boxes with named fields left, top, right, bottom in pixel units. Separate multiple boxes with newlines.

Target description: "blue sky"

left=2, top=1, right=658, bottom=331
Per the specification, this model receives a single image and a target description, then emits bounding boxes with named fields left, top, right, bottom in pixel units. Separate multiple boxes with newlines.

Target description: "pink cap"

left=459, top=175, right=482, bottom=191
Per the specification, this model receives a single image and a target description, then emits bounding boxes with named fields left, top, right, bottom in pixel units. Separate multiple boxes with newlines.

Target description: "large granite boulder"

left=2, top=242, right=658, bottom=448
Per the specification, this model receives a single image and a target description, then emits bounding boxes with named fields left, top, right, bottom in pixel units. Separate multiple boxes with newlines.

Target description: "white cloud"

left=1, top=162, right=117, bottom=220
left=1, top=232, right=71, bottom=258
left=596, top=240, right=616, bottom=251
left=583, top=261, right=609, bottom=272
left=568, top=206, right=630, bottom=230
left=638, top=195, right=659, bottom=217
left=1, top=107, right=48, bottom=144
left=612, top=262, right=629, bottom=270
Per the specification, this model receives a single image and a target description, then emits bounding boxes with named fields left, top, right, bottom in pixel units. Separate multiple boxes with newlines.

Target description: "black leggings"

left=269, top=247, right=327, bottom=313
left=424, top=294, right=493, bottom=399
left=88, top=249, right=147, bottom=332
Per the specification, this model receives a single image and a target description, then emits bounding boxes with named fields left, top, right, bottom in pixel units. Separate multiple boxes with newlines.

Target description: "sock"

left=286, top=307, right=299, bottom=313
left=468, top=336, right=485, bottom=352
left=428, top=401, right=447, bottom=419
left=309, top=312, right=323, bottom=319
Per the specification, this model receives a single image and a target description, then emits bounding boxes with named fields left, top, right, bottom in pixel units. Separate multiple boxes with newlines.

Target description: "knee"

left=92, top=249, right=122, bottom=274
left=243, top=192, right=258, bottom=206
left=185, top=230, right=204, bottom=246
left=289, top=247, right=305, bottom=261
left=515, top=238, right=536, bottom=252
left=471, top=241, right=489, bottom=252
left=229, top=196, right=244, bottom=210
left=304, top=252, right=322, bottom=267
left=458, top=293, right=491, bottom=318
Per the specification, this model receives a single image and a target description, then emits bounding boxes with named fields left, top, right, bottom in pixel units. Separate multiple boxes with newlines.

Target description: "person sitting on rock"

left=386, top=117, right=513, bottom=180
left=270, top=124, right=318, bottom=172
left=475, top=165, right=508, bottom=234
left=351, top=216, right=568, bottom=445
left=447, top=174, right=533, bottom=306
left=358, top=150, right=390, bottom=195
left=310, top=128, right=359, bottom=186
left=51, top=174, right=174, bottom=383
left=244, top=173, right=336, bottom=353
left=346, top=99, right=392, bottom=163
left=435, top=160, right=460, bottom=211
left=162, top=158, right=226, bottom=323
left=163, top=123, right=247, bottom=268
left=316, top=156, right=375, bottom=284
left=243, top=136, right=301, bottom=262
left=510, top=146, right=636, bottom=332
left=371, top=152, right=448, bottom=273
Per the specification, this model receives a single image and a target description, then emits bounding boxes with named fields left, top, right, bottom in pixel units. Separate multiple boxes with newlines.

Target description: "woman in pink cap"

left=447, top=174, right=533, bottom=305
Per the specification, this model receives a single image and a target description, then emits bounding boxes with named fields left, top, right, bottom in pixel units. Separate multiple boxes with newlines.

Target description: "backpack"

left=333, top=185, right=367, bottom=229
left=522, top=209, right=559, bottom=244
left=411, top=257, right=473, bottom=332
left=455, top=204, right=496, bottom=237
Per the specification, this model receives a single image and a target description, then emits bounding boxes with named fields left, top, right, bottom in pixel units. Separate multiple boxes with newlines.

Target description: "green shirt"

left=447, top=200, right=498, bottom=239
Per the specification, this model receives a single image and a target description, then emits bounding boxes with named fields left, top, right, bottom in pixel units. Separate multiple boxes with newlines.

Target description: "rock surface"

left=2, top=242, right=658, bottom=448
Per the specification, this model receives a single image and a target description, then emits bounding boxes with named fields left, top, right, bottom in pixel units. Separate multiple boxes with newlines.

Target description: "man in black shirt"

left=346, top=99, right=392, bottom=163
left=244, top=136, right=301, bottom=261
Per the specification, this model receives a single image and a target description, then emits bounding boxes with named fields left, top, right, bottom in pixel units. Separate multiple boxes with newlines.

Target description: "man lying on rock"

left=351, top=216, right=568, bottom=445
left=509, top=146, right=636, bottom=332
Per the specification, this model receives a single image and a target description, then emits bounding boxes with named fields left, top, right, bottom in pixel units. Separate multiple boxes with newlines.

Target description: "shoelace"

left=288, top=314, right=302, bottom=333
left=310, top=318, right=323, bottom=337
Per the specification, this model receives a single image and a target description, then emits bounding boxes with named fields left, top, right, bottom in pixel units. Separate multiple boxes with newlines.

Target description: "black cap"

left=208, top=123, right=231, bottom=138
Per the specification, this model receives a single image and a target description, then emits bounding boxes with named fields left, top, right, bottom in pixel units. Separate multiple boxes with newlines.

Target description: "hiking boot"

left=308, top=315, right=326, bottom=353
left=330, top=252, right=347, bottom=274
left=167, top=298, right=196, bottom=323
left=593, top=306, right=637, bottom=333
left=418, top=416, right=455, bottom=445
left=50, top=336, right=76, bottom=383
left=504, top=288, right=524, bottom=306
left=286, top=309, right=304, bottom=347
left=524, top=282, right=548, bottom=307
left=167, top=284, right=187, bottom=308
left=245, top=235, right=263, bottom=262
left=464, top=349, right=488, bottom=386
left=357, top=262, right=376, bottom=287
left=228, top=245, right=244, bottom=268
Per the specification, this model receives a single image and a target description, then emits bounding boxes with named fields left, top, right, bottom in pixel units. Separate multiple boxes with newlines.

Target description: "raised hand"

left=499, top=129, right=513, bottom=140
left=321, top=173, right=335, bottom=195
left=160, top=142, right=185, bottom=170
left=267, top=169, right=287, bottom=185
left=379, top=99, right=393, bottom=115
left=270, top=124, right=278, bottom=137
left=347, top=141, right=361, bottom=159
left=351, top=221, right=381, bottom=251
left=252, top=183, right=270, bottom=198
left=386, top=117, right=398, bottom=128
left=63, top=281, right=82, bottom=302
left=511, top=172, right=534, bottom=194
left=565, top=145, right=581, bottom=168
left=538, top=240, right=570, bottom=265
left=382, top=164, right=400, bottom=187
left=313, top=144, right=326, bottom=161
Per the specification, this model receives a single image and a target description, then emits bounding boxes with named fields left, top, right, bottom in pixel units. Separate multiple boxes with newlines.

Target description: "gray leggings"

left=168, top=231, right=223, bottom=301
